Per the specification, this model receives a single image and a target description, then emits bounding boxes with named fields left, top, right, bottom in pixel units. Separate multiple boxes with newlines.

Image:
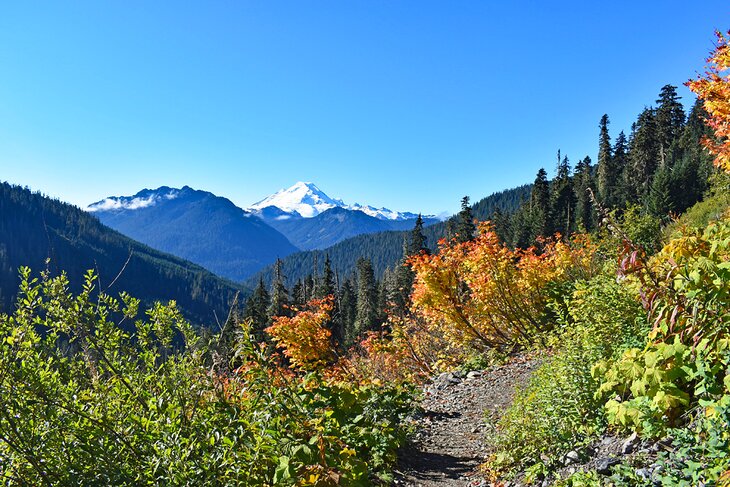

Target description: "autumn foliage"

left=266, top=296, right=335, bottom=371
left=408, top=223, right=598, bottom=351
left=688, top=30, right=730, bottom=173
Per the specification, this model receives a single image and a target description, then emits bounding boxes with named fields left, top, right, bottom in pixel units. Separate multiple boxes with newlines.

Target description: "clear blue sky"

left=0, top=2, right=727, bottom=216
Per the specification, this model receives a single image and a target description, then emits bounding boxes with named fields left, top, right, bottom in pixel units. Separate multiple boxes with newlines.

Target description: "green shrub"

left=0, top=267, right=413, bottom=485
left=489, top=275, right=645, bottom=473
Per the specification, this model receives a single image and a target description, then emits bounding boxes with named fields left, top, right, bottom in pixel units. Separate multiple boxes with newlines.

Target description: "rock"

left=466, top=370, right=482, bottom=379
left=636, top=467, right=651, bottom=480
left=621, top=432, right=640, bottom=454
left=596, top=456, right=620, bottom=475
left=564, top=450, right=582, bottom=465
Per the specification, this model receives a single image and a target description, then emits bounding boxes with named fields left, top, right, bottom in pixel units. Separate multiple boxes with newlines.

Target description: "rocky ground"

left=394, top=356, right=539, bottom=486
left=392, top=353, right=671, bottom=486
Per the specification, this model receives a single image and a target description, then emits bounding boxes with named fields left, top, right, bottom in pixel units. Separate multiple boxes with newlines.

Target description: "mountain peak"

left=249, top=181, right=343, bottom=218
left=249, top=182, right=431, bottom=221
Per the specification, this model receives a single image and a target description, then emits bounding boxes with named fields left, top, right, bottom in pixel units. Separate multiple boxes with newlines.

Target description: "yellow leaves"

left=266, top=296, right=335, bottom=372
left=687, top=30, right=730, bottom=174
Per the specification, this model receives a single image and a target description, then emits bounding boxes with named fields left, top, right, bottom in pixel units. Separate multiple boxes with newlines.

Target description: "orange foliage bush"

left=408, top=223, right=598, bottom=351
left=688, top=30, right=730, bottom=174
left=265, top=296, right=335, bottom=371
left=332, top=314, right=467, bottom=385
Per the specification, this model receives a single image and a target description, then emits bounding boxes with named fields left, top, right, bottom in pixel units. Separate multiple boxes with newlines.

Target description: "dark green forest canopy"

left=0, top=182, right=244, bottom=325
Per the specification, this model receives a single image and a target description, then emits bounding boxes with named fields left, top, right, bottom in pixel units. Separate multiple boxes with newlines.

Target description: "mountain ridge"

left=88, top=186, right=299, bottom=281
left=0, top=182, right=242, bottom=325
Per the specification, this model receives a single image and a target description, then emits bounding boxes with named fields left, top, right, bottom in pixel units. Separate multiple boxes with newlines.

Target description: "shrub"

left=488, top=274, right=645, bottom=473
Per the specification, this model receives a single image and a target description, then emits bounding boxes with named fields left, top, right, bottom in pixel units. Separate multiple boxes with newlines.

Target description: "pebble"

left=621, top=431, right=640, bottom=454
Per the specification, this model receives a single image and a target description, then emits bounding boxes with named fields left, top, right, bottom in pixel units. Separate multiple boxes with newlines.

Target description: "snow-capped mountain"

left=87, top=186, right=298, bottom=281
left=248, top=181, right=430, bottom=220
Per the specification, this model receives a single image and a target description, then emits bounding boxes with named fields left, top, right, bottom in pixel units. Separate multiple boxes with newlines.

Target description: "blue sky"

left=0, top=2, right=728, bottom=216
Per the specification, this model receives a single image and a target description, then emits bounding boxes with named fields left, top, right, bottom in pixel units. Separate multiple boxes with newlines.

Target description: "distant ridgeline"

left=247, top=184, right=532, bottom=288
left=0, top=182, right=243, bottom=325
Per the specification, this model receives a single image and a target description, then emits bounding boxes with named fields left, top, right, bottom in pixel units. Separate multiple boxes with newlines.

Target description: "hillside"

left=266, top=206, right=439, bottom=251
left=248, top=184, right=531, bottom=286
left=88, top=186, right=299, bottom=281
left=0, top=182, right=243, bottom=325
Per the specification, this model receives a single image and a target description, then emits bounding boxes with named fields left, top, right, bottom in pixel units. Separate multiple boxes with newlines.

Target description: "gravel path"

left=395, top=356, right=538, bottom=486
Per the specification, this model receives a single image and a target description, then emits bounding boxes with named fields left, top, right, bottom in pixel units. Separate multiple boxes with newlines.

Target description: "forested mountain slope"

left=266, top=206, right=439, bottom=251
left=0, top=182, right=242, bottom=325
left=89, top=186, right=299, bottom=281
left=248, top=184, right=531, bottom=287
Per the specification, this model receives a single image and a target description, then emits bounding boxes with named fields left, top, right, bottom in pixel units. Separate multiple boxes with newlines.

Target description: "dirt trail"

left=395, top=357, right=538, bottom=486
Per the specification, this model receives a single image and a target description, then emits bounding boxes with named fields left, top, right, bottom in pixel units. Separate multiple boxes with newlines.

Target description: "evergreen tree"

left=668, top=100, right=714, bottom=212
left=244, top=277, right=270, bottom=336
left=655, top=85, right=686, bottom=168
left=529, top=167, right=551, bottom=239
left=408, top=214, right=429, bottom=255
left=291, top=279, right=305, bottom=308
left=339, top=277, right=357, bottom=346
left=627, top=108, right=659, bottom=200
left=596, top=114, right=618, bottom=207
left=267, top=258, right=290, bottom=320
left=354, top=258, right=379, bottom=337
left=456, top=196, right=477, bottom=243
left=573, top=156, right=595, bottom=231
left=551, top=152, right=574, bottom=236
left=491, top=207, right=512, bottom=243
left=647, top=164, right=673, bottom=217
left=613, top=131, right=629, bottom=204
left=509, top=205, right=533, bottom=249
left=315, top=255, right=336, bottom=299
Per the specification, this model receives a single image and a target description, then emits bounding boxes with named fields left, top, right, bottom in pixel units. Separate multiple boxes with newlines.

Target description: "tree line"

left=493, top=85, right=713, bottom=248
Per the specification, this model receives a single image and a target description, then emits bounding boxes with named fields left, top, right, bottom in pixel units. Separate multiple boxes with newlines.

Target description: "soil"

left=394, top=356, right=539, bottom=486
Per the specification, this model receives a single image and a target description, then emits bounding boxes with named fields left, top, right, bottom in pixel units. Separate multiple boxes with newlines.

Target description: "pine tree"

left=456, top=196, right=477, bottom=243
left=315, top=255, right=336, bottom=299
left=491, top=207, right=512, bottom=243
left=596, top=114, right=617, bottom=207
left=573, top=156, right=595, bottom=231
left=551, top=152, right=575, bottom=237
left=354, top=257, right=379, bottom=337
left=655, top=85, right=686, bottom=168
left=339, top=277, right=357, bottom=346
left=647, top=164, right=672, bottom=217
left=529, top=167, right=551, bottom=239
left=613, top=131, right=629, bottom=205
left=627, top=108, right=659, bottom=200
left=408, top=214, right=429, bottom=255
left=668, top=100, right=714, bottom=212
left=267, top=258, right=290, bottom=320
left=243, top=277, right=270, bottom=340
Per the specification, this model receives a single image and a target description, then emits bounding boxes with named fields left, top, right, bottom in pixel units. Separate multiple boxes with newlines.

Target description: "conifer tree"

left=244, top=277, right=270, bottom=340
left=339, top=277, right=357, bottom=346
left=354, top=258, right=378, bottom=337
left=315, top=255, right=336, bottom=299
left=456, top=196, right=477, bottom=243
left=551, top=152, right=574, bottom=236
left=596, top=114, right=618, bottom=207
left=529, top=168, right=551, bottom=239
left=267, top=258, right=290, bottom=320
left=655, top=84, right=686, bottom=167
left=647, top=164, right=672, bottom=217
left=408, top=214, right=429, bottom=255
left=491, top=207, right=512, bottom=243
left=612, top=131, right=629, bottom=204
left=627, top=108, right=659, bottom=200
left=573, top=156, right=595, bottom=231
